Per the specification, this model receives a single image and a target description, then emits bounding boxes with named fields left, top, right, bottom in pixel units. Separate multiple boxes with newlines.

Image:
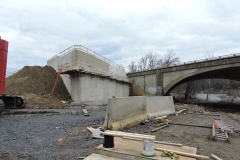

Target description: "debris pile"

left=6, top=65, right=71, bottom=107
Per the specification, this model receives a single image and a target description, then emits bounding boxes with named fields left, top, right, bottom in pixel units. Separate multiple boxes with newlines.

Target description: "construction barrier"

left=146, top=96, right=175, bottom=119
left=103, top=96, right=147, bottom=130
left=103, top=96, right=175, bottom=130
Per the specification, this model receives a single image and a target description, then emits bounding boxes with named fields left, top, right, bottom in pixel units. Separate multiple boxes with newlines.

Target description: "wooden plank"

left=210, top=154, right=223, bottom=160
left=169, top=122, right=212, bottom=128
left=122, top=137, right=183, bottom=147
left=155, top=147, right=209, bottom=159
left=154, top=141, right=182, bottom=147
left=83, top=109, right=89, bottom=116
left=86, top=127, right=93, bottom=132
left=176, top=109, right=186, bottom=114
left=151, top=124, right=169, bottom=132
left=102, top=130, right=155, bottom=140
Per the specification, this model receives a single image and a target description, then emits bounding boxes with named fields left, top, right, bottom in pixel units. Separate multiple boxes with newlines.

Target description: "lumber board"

left=122, top=137, right=183, bottom=147
left=155, top=147, right=209, bottom=159
left=210, top=154, right=223, bottom=160
left=154, top=141, right=183, bottom=147
left=169, top=122, right=212, bottom=128
left=102, top=130, right=155, bottom=140
left=151, top=124, right=169, bottom=132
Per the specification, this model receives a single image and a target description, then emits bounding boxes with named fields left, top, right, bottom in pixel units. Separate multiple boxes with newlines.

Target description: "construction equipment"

left=0, top=37, right=25, bottom=112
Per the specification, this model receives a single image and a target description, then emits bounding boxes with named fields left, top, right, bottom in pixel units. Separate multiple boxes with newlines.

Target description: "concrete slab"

left=146, top=96, right=175, bottom=119
left=95, top=137, right=197, bottom=160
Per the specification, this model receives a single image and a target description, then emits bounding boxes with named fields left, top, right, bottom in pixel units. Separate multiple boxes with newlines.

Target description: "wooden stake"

left=155, top=147, right=209, bottom=159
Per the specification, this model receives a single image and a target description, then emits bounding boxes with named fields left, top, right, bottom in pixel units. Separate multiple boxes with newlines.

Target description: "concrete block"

left=146, top=96, right=175, bottom=119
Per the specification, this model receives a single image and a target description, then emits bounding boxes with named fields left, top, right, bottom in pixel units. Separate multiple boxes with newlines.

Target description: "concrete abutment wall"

left=47, top=46, right=129, bottom=105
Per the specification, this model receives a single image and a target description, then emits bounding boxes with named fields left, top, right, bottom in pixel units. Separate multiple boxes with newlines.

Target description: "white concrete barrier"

left=146, top=96, right=175, bottom=119
left=103, top=96, right=175, bottom=130
left=103, top=96, right=147, bottom=130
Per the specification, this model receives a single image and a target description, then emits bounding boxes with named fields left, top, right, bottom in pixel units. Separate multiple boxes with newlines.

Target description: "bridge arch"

left=164, top=64, right=240, bottom=95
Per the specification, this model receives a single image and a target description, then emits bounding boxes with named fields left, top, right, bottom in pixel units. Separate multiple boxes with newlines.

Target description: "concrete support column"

left=155, top=70, right=163, bottom=95
left=143, top=75, right=146, bottom=93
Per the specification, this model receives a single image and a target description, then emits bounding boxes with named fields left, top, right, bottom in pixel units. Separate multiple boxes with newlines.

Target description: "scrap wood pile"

left=6, top=65, right=71, bottom=107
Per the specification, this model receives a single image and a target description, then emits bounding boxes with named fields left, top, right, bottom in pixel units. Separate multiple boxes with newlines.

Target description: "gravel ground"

left=0, top=106, right=106, bottom=160
left=1, top=104, right=240, bottom=160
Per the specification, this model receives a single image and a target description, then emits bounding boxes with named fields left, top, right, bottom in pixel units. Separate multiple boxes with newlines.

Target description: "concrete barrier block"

left=103, top=96, right=175, bottom=130
left=146, top=96, right=175, bottom=119
left=103, top=96, right=147, bottom=130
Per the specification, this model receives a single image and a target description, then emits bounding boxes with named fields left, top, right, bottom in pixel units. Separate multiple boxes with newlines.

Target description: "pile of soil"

left=6, top=65, right=71, bottom=107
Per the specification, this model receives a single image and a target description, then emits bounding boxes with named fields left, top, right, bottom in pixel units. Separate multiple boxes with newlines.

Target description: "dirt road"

left=1, top=104, right=240, bottom=160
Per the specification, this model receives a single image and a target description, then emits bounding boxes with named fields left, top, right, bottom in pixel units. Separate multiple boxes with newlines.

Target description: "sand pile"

left=6, top=65, right=71, bottom=107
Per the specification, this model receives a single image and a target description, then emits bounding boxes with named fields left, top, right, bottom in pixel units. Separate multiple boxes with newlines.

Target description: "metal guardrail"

left=48, top=45, right=125, bottom=71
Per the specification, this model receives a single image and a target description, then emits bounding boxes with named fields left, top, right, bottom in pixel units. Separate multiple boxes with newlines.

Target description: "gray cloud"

left=1, top=0, right=240, bottom=73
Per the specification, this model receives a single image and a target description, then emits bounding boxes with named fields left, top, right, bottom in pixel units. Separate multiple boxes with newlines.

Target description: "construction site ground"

left=0, top=104, right=240, bottom=160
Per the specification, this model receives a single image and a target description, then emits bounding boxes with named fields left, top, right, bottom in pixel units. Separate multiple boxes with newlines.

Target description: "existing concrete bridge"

left=127, top=53, right=240, bottom=95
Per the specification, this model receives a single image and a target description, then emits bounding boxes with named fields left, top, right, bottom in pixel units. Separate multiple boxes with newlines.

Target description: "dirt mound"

left=6, top=65, right=71, bottom=107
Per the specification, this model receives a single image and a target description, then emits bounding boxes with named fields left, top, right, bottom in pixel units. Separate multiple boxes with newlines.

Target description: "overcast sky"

left=1, top=0, right=240, bottom=73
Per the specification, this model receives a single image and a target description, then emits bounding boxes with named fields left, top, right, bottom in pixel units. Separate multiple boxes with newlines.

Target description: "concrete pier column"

left=155, top=70, right=163, bottom=95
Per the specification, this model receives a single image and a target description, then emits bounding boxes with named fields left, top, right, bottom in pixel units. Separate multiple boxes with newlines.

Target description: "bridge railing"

left=128, top=53, right=240, bottom=73
left=48, top=45, right=125, bottom=71
left=173, top=53, right=240, bottom=67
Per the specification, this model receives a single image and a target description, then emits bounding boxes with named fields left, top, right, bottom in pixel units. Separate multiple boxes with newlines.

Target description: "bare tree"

left=128, top=61, right=138, bottom=72
left=128, top=51, right=180, bottom=73
left=204, top=50, right=214, bottom=100
left=158, top=50, right=180, bottom=68
left=146, top=53, right=158, bottom=70
left=205, top=50, right=214, bottom=59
